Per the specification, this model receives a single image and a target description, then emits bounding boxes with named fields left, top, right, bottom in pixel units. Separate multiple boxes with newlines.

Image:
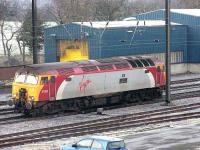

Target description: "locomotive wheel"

left=132, top=92, right=141, bottom=103
left=156, top=89, right=163, bottom=98
left=139, top=89, right=154, bottom=101
left=125, top=93, right=132, bottom=103
left=23, top=109, right=30, bottom=116
left=83, top=97, right=94, bottom=108
left=138, top=90, right=146, bottom=101
left=31, top=109, right=40, bottom=117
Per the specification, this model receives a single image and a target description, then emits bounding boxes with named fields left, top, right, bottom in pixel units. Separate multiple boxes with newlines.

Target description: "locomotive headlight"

left=29, top=96, right=35, bottom=101
left=13, top=94, right=16, bottom=98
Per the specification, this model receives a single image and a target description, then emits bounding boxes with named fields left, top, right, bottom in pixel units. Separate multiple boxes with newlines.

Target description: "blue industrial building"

left=134, top=9, right=200, bottom=63
left=44, top=9, right=200, bottom=65
left=44, top=20, right=187, bottom=64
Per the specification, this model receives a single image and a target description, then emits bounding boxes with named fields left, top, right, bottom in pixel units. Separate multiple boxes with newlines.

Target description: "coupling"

left=25, top=101, right=32, bottom=110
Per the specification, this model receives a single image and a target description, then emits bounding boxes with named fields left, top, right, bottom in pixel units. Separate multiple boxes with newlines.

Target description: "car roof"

left=84, top=135, right=123, bottom=142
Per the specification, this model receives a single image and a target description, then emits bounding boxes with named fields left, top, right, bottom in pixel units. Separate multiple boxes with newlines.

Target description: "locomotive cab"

left=10, top=69, right=58, bottom=114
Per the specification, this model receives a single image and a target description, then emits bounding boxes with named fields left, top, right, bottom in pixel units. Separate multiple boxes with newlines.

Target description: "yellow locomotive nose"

left=12, top=72, right=40, bottom=113
left=12, top=86, right=35, bottom=112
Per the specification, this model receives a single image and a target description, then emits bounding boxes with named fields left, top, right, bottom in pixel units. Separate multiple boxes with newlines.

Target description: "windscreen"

left=108, top=141, right=125, bottom=149
left=26, top=75, right=38, bottom=84
left=14, top=73, right=38, bottom=85
left=14, top=74, right=26, bottom=83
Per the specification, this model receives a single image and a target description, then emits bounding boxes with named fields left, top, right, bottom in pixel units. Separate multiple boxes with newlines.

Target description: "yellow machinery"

left=59, top=40, right=89, bottom=62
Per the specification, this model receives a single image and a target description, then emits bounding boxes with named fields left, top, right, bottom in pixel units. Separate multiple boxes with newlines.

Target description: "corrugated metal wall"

left=146, top=51, right=183, bottom=63
left=44, top=24, right=99, bottom=62
left=98, top=25, right=187, bottom=64
left=135, top=10, right=200, bottom=63
left=44, top=22, right=187, bottom=64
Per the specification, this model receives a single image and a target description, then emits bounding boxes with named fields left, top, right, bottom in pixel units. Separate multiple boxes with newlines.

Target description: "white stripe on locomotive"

left=56, top=69, right=155, bottom=100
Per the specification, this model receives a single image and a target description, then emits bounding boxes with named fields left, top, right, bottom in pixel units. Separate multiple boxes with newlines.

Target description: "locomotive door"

left=49, top=76, right=56, bottom=100
left=156, top=65, right=164, bottom=86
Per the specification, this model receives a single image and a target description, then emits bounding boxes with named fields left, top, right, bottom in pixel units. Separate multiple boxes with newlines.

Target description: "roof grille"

left=57, top=68, right=74, bottom=75
left=115, top=63, right=130, bottom=69
left=98, top=58, right=122, bottom=64
left=81, top=66, right=98, bottom=72
left=98, top=65, right=113, bottom=71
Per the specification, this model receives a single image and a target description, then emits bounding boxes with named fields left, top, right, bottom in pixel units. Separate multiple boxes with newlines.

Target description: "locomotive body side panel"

left=56, top=69, right=155, bottom=100
left=56, top=73, right=106, bottom=100
left=104, top=69, right=155, bottom=93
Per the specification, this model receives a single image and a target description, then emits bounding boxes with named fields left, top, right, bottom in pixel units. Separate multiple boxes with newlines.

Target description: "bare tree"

left=49, top=0, right=90, bottom=24
left=0, top=0, right=7, bottom=56
left=93, top=0, right=127, bottom=20
left=16, top=28, right=26, bottom=63
left=0, top=0, right=27, bottom=64
left=48, top=0, right=129, bottom=23
left=0, top=20, right=20, bottom=60
left=0, top=0, right=19, bottom=60
left=173, top=0, right=200, bottom=8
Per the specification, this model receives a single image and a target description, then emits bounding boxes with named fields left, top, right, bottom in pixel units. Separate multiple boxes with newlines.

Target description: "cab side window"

left=50, top=76, right=55, bottom=83
left=91, top=140, right=103, bottom=149
left=41, top=77, right=48, bottom=84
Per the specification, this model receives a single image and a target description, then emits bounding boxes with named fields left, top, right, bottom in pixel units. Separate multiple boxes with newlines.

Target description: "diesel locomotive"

left=9, top=56, right=165, bottom=116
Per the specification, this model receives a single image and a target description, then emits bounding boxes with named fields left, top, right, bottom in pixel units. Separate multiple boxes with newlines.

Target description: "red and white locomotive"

left=11, top=56, right=165, bottom=115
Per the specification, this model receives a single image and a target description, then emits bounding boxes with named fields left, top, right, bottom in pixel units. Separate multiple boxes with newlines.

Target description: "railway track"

left=0, top=107, right=14, bottom=115
left=0, top=89, right=200, bottom=125
left=171, top=77, right=200, bottom=85
left=0, top=78, right=199, bottom=148
left=0, top=101, right=9, bottom=106
left=171, top=83, right=200, bottom=91
left=0, top=111, right=78, bottom=126
left=0, top=107, right=13, bottom=113
left=0, top=100, right=200, bottom=148
left=0, top=80, right=200, bottom=125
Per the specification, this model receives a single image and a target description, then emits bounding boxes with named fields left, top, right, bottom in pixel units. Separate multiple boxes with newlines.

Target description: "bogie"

left=13, top=88, right=162, bottom=116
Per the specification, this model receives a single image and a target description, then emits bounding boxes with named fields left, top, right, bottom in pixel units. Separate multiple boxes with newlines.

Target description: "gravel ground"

left=0, top=96, right=200, bottom=135
left=4, top=118, right=200, bottom=150
left=171, top=80, right=200, bottom=88
left=124, top=119, right=200, bottom=150
left=171, top=87, right=200, bottom=94
left=0, top=88, right=11, bottom=106
left=0, top=94, right=11, bottom=101
left=171, top=73, right=200, bottom=81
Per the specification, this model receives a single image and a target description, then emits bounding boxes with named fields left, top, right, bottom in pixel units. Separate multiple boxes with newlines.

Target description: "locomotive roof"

left=17, top=56, right=157, bottom=74
left=18, top=60, right=99, bottom=73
